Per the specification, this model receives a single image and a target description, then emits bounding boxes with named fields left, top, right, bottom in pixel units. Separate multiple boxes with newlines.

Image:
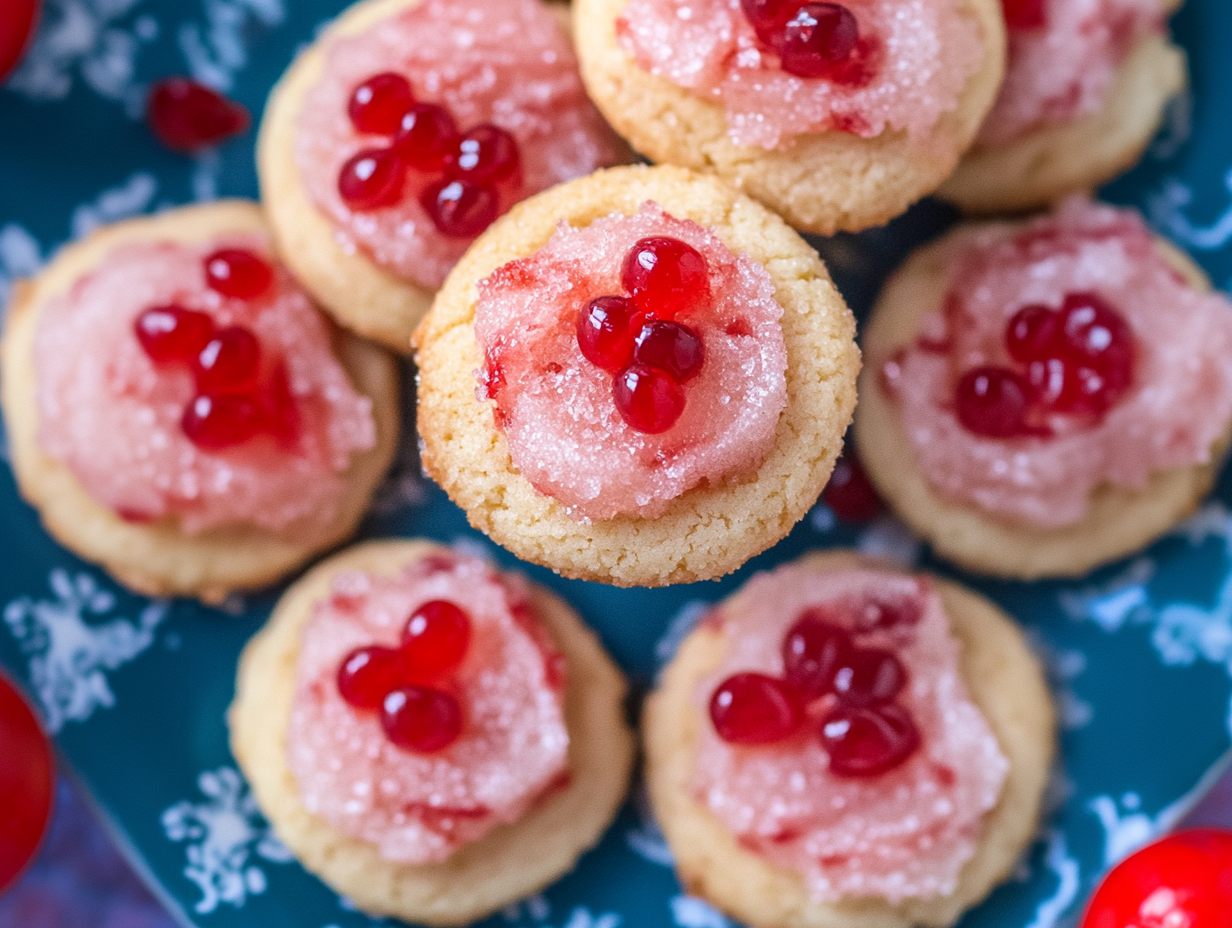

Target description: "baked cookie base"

left=229, top=539, right=635, bottom=927
left=413, top=164, right=860, bottom=587
left=0, top=200, right=400, bottom=603
left=642, top=550, right=1056, bottom=928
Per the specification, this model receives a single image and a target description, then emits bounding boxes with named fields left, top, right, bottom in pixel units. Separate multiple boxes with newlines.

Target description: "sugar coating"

left=615, top=0, right=983, bottom=150
left=33, top=237, right=376, bottom=540
left=296, top=0, right=627, bottom=290
left=286, top=554, right=570, bottom=865
left=978, top=0, right=1162, bottom=146
left=692, top=562, right=1008, bottom=904
left=473, top=201, right=787, bottom=522
left=889, top=198, right=1232, bottom=529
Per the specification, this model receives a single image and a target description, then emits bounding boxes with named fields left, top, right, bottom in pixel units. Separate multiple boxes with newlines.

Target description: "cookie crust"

left=573, top=0, right=1006, bottom=235
left=413, top=164, right=860, bottom=587
left=853, top=221, right=1226, bottom=580
left=642, top=550, right=1055, bottom=928
left=0, top=200, right=400, bottom=603
left=229, top=539, right=635, bottom=927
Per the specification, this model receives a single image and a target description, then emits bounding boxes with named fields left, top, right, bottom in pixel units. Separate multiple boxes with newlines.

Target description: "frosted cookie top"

left=34, top=239, right=376, bottom=540
left=616, top=0, right=984, bottom=150
left=287, top=551, right=569, bottom=864
left=978, top=0, right=1164, bottom=146
left=693, top=562, right=1007, bottom=903
left=296, top=0, right=627, bottom=290
left=884, top=199, right=1232, bottom=529
left=474, top=202, right=788, bottom=521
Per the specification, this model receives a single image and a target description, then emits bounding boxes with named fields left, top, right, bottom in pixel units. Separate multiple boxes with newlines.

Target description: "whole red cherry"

left=0, top=670, right=55, bottom=893
left=0, top=0, right=40, bottom=83
left=1080, top=829, right=1232, bottom=928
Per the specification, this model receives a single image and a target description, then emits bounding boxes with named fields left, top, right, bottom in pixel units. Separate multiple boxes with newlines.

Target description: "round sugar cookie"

left=229, top=539, right=635, bottom=927
left=0, top=200, right=400, bottom=603
left=413, top=164, right=860, bottom=587
left=572, top=0, right=1006, bottom=235
left=643, top=549, right=1056, bottom=928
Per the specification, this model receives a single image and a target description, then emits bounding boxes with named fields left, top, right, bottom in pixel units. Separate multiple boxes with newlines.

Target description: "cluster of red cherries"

left=739, top=0, right=870, bottom=83
left=709, top=598, right=922, bottom=778
left=336, top=599, right=474, bottom=753
left=576, top=237, right=710, bottom=434
left=338, top=71, right=521, bottom=238
left=133, top=249, right=298, bottom=451
left=1001, top=0, right=1045, bottom=30
left=954, top=291, right=1136, bottom=439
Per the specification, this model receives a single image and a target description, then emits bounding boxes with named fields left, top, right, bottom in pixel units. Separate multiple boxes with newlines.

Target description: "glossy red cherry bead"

left=394, top=103, right=460, bottom=172
left=578, top=296, right=640, bottom=373
left=622, top=237, right=711, bottom=318
left=1006, top=303, right=1060, bottom=364
left=195, top=326, right=261, bottom=394
left=0, top=671, right=54, bottom=893
left=614, top=363, right=687, bottom=433
left=446, top=124, right=520, bottom=184
left=381, top=686, right=464, bottom=753
left=822, top=452, right=882, bottom=522
left=338, top=146, right=406, bottom=211
left=832, top=647, right=906, bottom=708
left=337, top=646, right=407, bottom=710
left=956, top=366, right=1030, bottom=438
left=710, top=672, right=802, bottom=745
left=821, top=703, right=920, bottom=777
left=348, top=72, right=416, bottom=136
left=633, top=320, right=705, bottom=382
left=421, top=179, right=499, bottom=238
left=782, top=614, right=850, bottom=700
left=778, top=3, right=859, bottom=79
left=181, top=393, right=265, bottom=450
left=740, top=0, right=792, bottom=45
left=204, top=248, right=273, bottom=299
left=134, top=305, right=215, bottom=363
left=0, top=0, right=41, bottom=84
left=146, top=78, right=250, bottom=153
left=1002, top=0, right=1045, bottom=30
left=402, top=600, right=472, bottom=678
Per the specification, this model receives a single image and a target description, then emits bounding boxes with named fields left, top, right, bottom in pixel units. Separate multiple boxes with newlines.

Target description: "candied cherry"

left=578, top=296, right=640, bottom=373
left=337, top=646, right=406, bottom=710
left=622, top=237, right=711, bottom=318
left=634, top=320, right=705, bottom=382
left=394, top=103, right=460, bottom=172
left=0, top=671, right=54, bottom=893
left=134, top=305, right=215, bottom=363
left=710, top=672, right=802, bottom=745
left=820, top=703, right=920, bottom=777
left=614, top=363, right=687, bottom=433
left=0, top=0, right=41, bottom=84
left=956, top=366, right=1030, bottom=438
left=421, top=179, right=499, bottom=238
left=348, top=71, right=415, bottom=135
left=146, top=78, right=250, bottom=153
left=402, top=600, right=472, bottom=678
left=778, top=3, right=859, bottom=79
left=381, top=685, right=464, bottom=753
left=338, top=146, right=406, bottom=211
left=822, top=452, right=882, bottom=522
left=782, top=613, right=850, bottom=700
left=194, top=326, right=261, bottom=394
left=204, top=248, right=273, bottom=299
left=832, top=647, right=906, bottom=708
left=446, top=124, right=521, bottom=185
left=1080, top=829, right=1232, bottom=928
left=181, top=393, right=265, bottom=450
left=1002, top=0, right=1046, bottom=30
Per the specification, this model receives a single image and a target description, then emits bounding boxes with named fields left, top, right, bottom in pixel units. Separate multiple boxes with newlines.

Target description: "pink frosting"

left=884, top=199, right=1232, bottom=528
left=693, top=562, right=1008, bottom=903
left=473, top=202, right=787, bottom=521
left=978, top=0, right=1163, bottom=147
left=616, top=0, right=983, bottom=150
left=287, top=552, right=569, bottom=864
left=34, top=237, right=377, bottom=539
left=296, top=0, right=627, bottom=289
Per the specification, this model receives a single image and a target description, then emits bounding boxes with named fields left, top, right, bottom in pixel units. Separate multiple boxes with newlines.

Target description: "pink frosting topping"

left=978, top=0, right=1163, bottom=147
left=693, top=562, right=1008, bottom=902
left=474, top=202, right=788, bottom=521
left=287, top=552, right=569, bottom=864
left=884, top=199, right=1232, bottom=528
left=34, top=237, right=376, bottom=538
left=296, top=0, right=627, bottom=289
left=616, top=0, right=983, bottom=150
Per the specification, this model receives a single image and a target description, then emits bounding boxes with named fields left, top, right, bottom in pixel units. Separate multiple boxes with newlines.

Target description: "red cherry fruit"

left=0, top=671, right=54, bottom=893
left=710, top=672, right=802, bottom=745
left=445, top=124, right=520, bottom=185
left=613, top=363, right=687, bottom=433
left=134, top=305, right=215, bottom=363
left=181, top=394, right=265, bottom=450
left=1080, top=829, right=1232, bottom=928
left=195, top=326, right=261, bottom=394
left=578, top=295, right=640, bottom=373
left=146, top=78, right=251, bottom=153
left=634, top=321, right=705, bottom=382
left=782, top=613, right=850, bottom=700
left=820, top=703, right=920, bottom=777
left=955, top=366, right=1030, bottom=438
left=204, top=248, right=273, bottom=299
left=394, top=103, right=460, bottom=172
left=421, top=179, right=499, bottom=238
left=338, top=147, right=406, bottom=211
left=337, top=646, right=406, bottom=710
left=831, top=647, right=906, bottom=708
left=401, top=600, right=472, bottom=678
left=778, top=3, right=859, bottom=79
left=348, top=71, right=416, bottom=136
left=822, top=452, right=881, bottom=522
left=622, top=237, right=711, bottom=318
left=381, top=686, right=464, bottom=753
left=0, top=0, right=41, bottom=83
left=1002, top=0, right=1046, bottom=30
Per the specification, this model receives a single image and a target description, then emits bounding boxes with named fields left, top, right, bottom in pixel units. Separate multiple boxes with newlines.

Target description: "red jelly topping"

left=420, top=179, right=500, bottom=239
left=134, top=305, right=214, bottom=363
left=622, top=237, right=711, bottom=318
left=820, top=703, right=920, bottom=777
left=634, top=321, right=705, bottom=382
left=821, top=451, right=882, bottom=522
left=577, top=296, right=641, bottom=373
left=831, top=647, right=906, bottom=707
left=204, top=248, right=274, bottom=299
left=146, top=78, right=250, bottom=153
left=393, top=104, right=459, bottom=171
left=180, top=393, right=266, bottom=450
left=337, top=646, right=407, bottom=710
left=777, top=3, right=861, bottom=80
left=381, top=686, right=464, bottom=753
left=710, top=672, right=802, bottom=745
left=613, top=364, right=688, bottom=434
left=446, top=125, right=521, bottom=184
left=195, top=326, right=261, bottom=394
left=1001, top=0, right=1045, bottom=30
left=338, top=147, right=407, bottom=211
left=782, top=613, right=850, bottom=700
left=402, top=599, right=472, bottom=678
left=0, top=671, right=54, bottom=893
left=955, top=365, right=1031, bottom=438
left=348, top=71, right=417, bottom=135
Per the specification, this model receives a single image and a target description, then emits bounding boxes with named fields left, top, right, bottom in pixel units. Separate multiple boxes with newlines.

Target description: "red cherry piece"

left=0, top=671, right=54, bottom=893
left=401, top=600, right=472, bottom=678
left=634, top=320, right=705, bottom=382
left=614, top=363, right=687, bottom=433
left=782, top=613, right=851, bottom=701
left=832, top=647, right=906, bottom=708
left=955, top=366, right=1030, bottom=438
left=421, top=179, right=499, bottom=238
left=204, top=248, right=273, bottom=300
left=0, top=0, right=40, bottom=84
left=740, top=0, right=793, bottom=45
left=393, top=103, right=460, bottom=172
left=146, top=78, right=250, bottom=153
left=1006, top=304, right=1060, bottom=364
left=578, top=295, right=640, bottom=373
left=134, top=305, right=215, bottom=363
left=621, top=237, right=711, bottom=318
left=336, top=646, right=406, bottom=710
left=822, top=452, right=881, bottom=522
left=709, top=672, right=802, bottom=745
left=338, top=146, right=406, bottom=211
left=1002, top=0, right=1046, bottom=30
left=1056, top=292, right=1134, bottom=405
left=1080, top=829, right=1232, bottom=928
left=821, top=704, right=920, bottom=777
left=181, top=393, right=264, bottom=450
left=778, top=3, right=859, bottom=79
left=194, top=326, right=261, bottom=394
left=381, top=686, right=464, bottom=753
left=445, top=124, right=520, bottom=184
left=348, top=71, right=416, bottom=136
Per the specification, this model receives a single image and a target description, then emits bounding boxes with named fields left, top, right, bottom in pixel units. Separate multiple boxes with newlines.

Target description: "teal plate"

left=4, top=2, right=1232, bottom=926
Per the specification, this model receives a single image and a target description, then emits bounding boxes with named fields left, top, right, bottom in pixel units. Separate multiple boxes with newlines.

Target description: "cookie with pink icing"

left=230, top=539, right=634, bottom=926
left=574, top=0, right=1006, bottom=234
left=644, top=551, right=1054, bottom=928
left=855, top=198, right=1232, bottom=579
left=259, top=0, right=630, bottom=352
left=940, top=0, right=1187, bottom=213
left=0, top=201, right=399, bottom=602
